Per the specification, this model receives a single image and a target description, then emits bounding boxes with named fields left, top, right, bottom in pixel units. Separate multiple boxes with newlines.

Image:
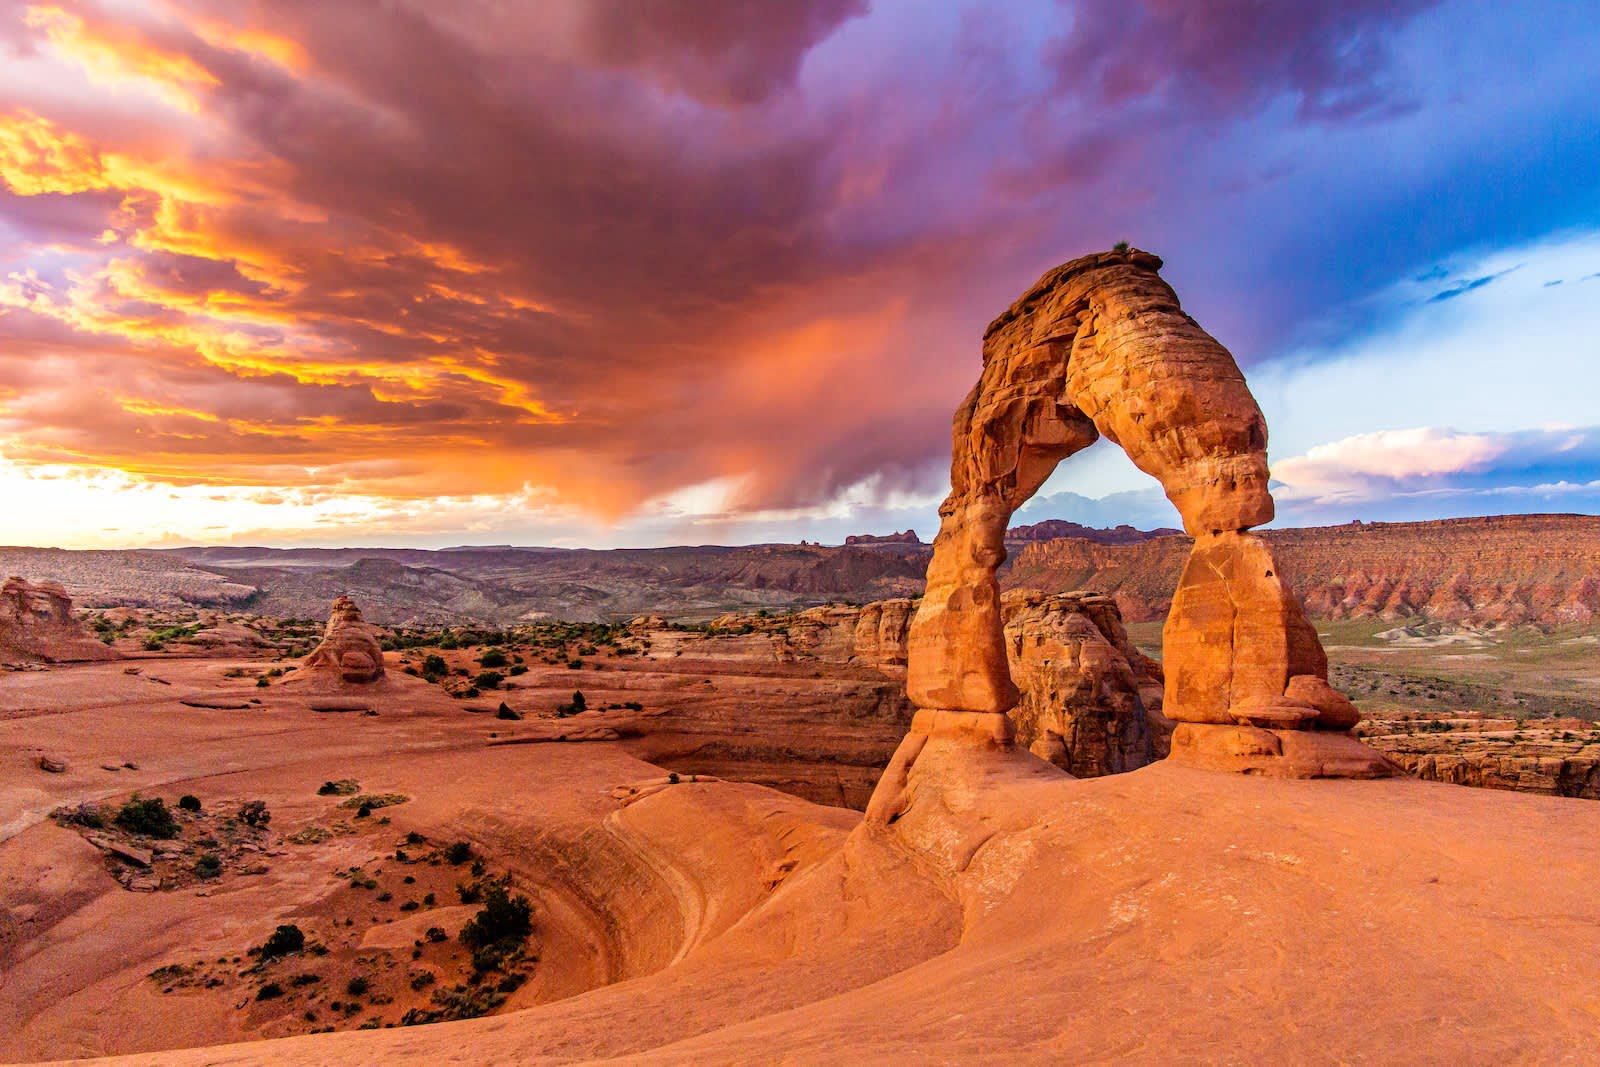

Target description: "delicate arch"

left=872, top=248, right=1391, bottom=818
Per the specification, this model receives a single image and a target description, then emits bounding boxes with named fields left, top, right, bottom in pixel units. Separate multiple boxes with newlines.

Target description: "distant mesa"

left=1, top=575, right=121, bottom=664
left=844, top=521, right=1181, bottom=549
left=301, top=595, right=386, bottom=684
left=845, top=529, right=923, bottom=545
left=1003, top=519, right=1180, bottom=545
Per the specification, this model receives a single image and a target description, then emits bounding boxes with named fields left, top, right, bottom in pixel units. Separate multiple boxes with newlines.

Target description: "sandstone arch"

left=867, top=249, right=1391, bottom=826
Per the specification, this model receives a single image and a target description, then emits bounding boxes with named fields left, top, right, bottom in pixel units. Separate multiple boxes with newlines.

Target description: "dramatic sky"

left=0, top=0, right=1596, bottom=548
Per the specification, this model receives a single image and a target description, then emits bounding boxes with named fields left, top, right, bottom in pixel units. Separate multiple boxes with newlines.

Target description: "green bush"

left=177, top=794, right=202, bottom=812
left=421, top=654, right=448, bottom=678
left=193, top=853, right=223, bottom=879
left=460, top=883, right=533, bottom=951
left=346, top=975, right=370, bottom=996
left=444, top=841, right=473, bottom=865
left=478, top=649, right=508, bottom=669
left=255, top=924, right=305, bottom=959
left=474, top=671, right=504, bottom=690
left=257, top=982, right=284, bottom=1000
left=116, top=796, right=180, bottom=839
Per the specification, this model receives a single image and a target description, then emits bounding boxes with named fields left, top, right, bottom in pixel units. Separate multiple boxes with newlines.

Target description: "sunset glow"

left=1, top=1, right=1596, bottom=547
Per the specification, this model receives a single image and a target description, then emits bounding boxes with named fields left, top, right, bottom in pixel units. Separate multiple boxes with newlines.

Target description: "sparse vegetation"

left=116, top=796, right=181, bottom=839
left=254, top=924, right=305, bottom=960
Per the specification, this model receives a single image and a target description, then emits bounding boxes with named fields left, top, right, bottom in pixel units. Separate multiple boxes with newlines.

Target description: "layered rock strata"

left=870, top=246, right=1391, bottom=826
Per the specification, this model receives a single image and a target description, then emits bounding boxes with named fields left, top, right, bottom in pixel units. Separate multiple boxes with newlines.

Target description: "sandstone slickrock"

left=870, top=246, right=1391, bottom=823
left=0, top=577, right=121, bottom=664
left=300, top=596, right=386, bottom=684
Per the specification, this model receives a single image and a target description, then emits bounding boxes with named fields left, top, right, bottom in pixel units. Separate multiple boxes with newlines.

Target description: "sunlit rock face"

left=303, top=595, right=386, bottom=684
left=871, top=246, right=1392, bottom=831
left=0, top=576, right=121, bottom=664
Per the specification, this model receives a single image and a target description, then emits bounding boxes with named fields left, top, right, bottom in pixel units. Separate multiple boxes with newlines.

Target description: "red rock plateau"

left=1006, top=513, right=1600, bottom=628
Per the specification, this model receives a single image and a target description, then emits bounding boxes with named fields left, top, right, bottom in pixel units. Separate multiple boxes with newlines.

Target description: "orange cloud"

left=25, top=4, right=219, bottom=113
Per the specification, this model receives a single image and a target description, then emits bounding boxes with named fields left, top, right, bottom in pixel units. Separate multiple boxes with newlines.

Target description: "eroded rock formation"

left=870, top=247, right=1391, bottom=830
left=301, top=596, right=386, bottom=684
left=1002, top=589, right=1166, bottom=776
left=0, top=576, right=121, bottom=664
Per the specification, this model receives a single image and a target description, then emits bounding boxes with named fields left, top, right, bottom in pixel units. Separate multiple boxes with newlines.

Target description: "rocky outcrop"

left=1001, top=590, right=1165, bottom=777
left=300, top=596, right=385, bottom=684
left=870, top=245, right=1390, bottom=834
left=1359, top=715, right=1600, bottom=799
left=1004, top=514, right=1600, bottom=629
left=0, top=576, right=121, bottom=663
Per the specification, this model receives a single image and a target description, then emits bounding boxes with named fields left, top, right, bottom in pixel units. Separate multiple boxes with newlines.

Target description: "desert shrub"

left=443, top=840, right=474, bottom=865
left=340, top=793, right=408, bottom=811
left=256, top=982, right=284, bottom=1000
left=478, top=648, right=508, bottom=669
left=116, top=796, right=181, bottom=839
left=566, top=658, right=583, bottom=670
left=456, top=882, right=482, bottom=905
left=177, top=794, right=202, bottom=812
left=508, top=665, right=527, bottom=676
left=460, top=883, right=533, bottom=956
left=421, top=654, right=449, bottom=679
left=425, top=926, right=448, bottom=943
left=254, top=924, right=305, bottom=959
left=406, top=831, right=427, bottom=845
left=256, top=676, right=270, bottom=688
left=237, top=800, right=271, bottom=828
left=474, top=671, right=504, bottom=690
left=346, top=975, right=370, bottom=996
left=623, top=701, right=643, bottom=711
left=193, top=853, right=223, bottom=879
left=410, top=970, right=437, bottom=990
left=355, top=802, right=373, bottom=818
left=318, top=779, right=360, bottom=796
left=57, top=802, right=107, bottom=829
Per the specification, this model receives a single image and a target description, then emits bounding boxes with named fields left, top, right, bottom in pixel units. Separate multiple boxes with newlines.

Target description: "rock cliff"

left=1004, top=514, right=1600, bottom=629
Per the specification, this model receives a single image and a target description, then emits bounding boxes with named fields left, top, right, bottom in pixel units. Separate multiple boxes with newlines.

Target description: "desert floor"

left=4, top=656, right=1600, bottom=1064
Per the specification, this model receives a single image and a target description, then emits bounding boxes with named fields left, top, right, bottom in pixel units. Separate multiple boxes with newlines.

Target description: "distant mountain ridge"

left=4, top=514, right=1595, bottom=628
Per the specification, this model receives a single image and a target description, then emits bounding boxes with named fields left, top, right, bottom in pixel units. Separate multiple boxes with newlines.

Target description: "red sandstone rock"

left=880, top=247, right=1390, bottom=803
left=0, top=577, right=121, bottom=664
left=300, top=596, right=386, bottom=684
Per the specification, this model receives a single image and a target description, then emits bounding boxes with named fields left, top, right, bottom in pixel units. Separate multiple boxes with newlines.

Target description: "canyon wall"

left=657, top=590, right=1161, bottom=782
left=1004, top=514, right=1600, bottom=628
